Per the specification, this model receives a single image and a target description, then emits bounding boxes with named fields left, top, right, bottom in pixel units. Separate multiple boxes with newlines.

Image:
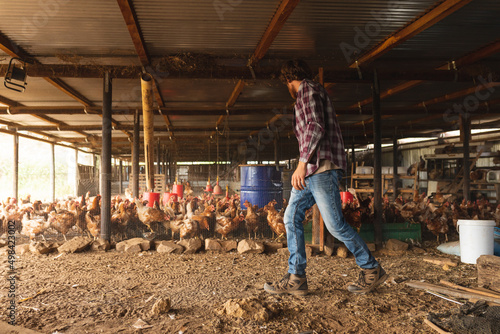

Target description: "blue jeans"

left=284, top=169, right=379, bottom=275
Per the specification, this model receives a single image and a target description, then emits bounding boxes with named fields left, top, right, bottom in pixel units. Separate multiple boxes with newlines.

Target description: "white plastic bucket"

left=457, top=220, right=495, bottom=264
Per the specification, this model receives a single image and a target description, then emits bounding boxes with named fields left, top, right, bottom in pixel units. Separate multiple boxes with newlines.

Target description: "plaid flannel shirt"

left=293, top=79, right=347, bottom=177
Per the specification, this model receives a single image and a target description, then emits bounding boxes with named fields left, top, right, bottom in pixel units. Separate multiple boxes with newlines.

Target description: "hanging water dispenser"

left=213, top=176, right=223, bottom=195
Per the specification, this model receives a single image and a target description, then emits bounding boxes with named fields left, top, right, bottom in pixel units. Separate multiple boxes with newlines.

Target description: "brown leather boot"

left=264, top=273, right=308, bottom=296
left=347, top=266, right=388, bottom=294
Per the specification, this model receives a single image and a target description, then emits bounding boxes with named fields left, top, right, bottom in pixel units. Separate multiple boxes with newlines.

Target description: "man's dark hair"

left=280, top=59, right=313, bottom=83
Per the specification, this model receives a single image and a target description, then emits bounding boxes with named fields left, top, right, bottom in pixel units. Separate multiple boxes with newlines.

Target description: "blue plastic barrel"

left=240, top=165, right=283, bottom=210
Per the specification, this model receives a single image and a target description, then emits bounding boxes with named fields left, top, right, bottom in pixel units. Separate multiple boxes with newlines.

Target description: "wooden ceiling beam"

left=248, top=0, right=301, bottom=67
left=1, top=63, right=497, bottom=81
left=211, top=79, right=246, bottom=137
left=0, top=95, right=21, bottom=107
left=45, top=77, right=132, bottom=138
left=436, top=39, right=500, bottom=70
left=350, top=80, right=423, bottom=109
left=350, top=0, right=475, bottom=68
left=0, top=128, right=94, bottom=153
left=3, top=102, right=500, bottom=118
left=0, top=29, right=132, bottom=139
left=416, top=82, right=500, bottom=107
left=0, top=64, right=141, bottom=79
left=117, top=0, right=172, bottom=136
left=0, top=117, right=78, bottom=144
left=116, top=0, right=150, bottom=66
left=44, top=78, right=94, bottom=107
left=352, top=38, right=500, bottom=109
left=31, top=114, right=88, bottom=138
left=12, top=125, right=268, bottom=132
left=0, top=105, right=285, bottom=116
left=226, top=80, right=246, bottom=109
left=0, top=91, right=92, bottom=140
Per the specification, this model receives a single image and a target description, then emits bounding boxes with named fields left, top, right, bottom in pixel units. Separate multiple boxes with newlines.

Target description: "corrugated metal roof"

left=0, top=0, right=498, bottom=160
left=134, top=0, right=281, bottom=56
left=0, top=0, right=135, bottom=57
left=377, top=0, right=500, bottom=64
left=270, top=0, right=438, bottom=62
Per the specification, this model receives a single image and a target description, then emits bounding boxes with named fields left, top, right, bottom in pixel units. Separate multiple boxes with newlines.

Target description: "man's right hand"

left=292, top=161, right=307, bottom=190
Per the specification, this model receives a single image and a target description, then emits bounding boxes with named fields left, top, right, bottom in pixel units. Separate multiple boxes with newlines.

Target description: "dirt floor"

left=0, top=238, right=480, bottom=334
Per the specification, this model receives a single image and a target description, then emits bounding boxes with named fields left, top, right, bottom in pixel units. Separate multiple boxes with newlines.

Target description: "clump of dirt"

left=217, top=295, right=282, bottom=322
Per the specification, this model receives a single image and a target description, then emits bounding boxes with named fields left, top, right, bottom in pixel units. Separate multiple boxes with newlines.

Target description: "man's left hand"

left=292, top=162, right=307, bottom=190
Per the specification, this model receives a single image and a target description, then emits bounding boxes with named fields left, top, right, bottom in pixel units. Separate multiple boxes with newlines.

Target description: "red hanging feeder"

left=205, top=176, right=213, bottom=192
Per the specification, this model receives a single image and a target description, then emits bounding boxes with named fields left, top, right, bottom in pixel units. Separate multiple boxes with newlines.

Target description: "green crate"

left=357, top=222, right=421, bottom=243
left=302, top=221, right=420, bottom=244
left=304, top=220, right=312, bottom=243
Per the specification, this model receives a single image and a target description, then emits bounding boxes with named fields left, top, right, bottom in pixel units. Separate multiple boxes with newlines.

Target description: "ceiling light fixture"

left=4, top=58, right=27, bottom=92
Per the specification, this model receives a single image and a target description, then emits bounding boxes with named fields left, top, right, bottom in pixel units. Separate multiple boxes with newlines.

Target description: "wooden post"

left=13, top=131, right=18, bottom=200
left=477, top=255, right=500, bottom=293
left=132, top=109, right=140, bottom=198
left=312, top=205, right=320, bottom=245
left=50, top=143, right=55, bottom=202
left=141, top=73, right=155, bottom=192
left=101, top=71, right=112, bottom=241
left=372, top=69, right=383, bottom=249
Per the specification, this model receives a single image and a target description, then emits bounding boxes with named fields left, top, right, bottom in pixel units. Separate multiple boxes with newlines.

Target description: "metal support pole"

left=13, top=131, right=18, bottom=200
left=257, top=135, right=261, bottom=164
left=119, top=159, right=123, bottom=195
left=75, top=148, right=79, bottom=197
left=462, top=115, right=471, bottom=202
left=350, top=139, right=356, bottom=189
left=156, top=139, right=161, bottom=174
left=163, top=147, right=168, bottom=178
left=392, top=134, right=400, bottom=201
left=50, top=143, right=55, bottom=202
left=133, top=110, right=140, bottom=198
left=100, top=72, right=112, bottom=241
left=168, top=153, right=172, bottom=184
left=92, top=153, right=96, bottom=183
left=372, top=69, right=383, bottom=249
left=274, top=136, right=279, bottom=168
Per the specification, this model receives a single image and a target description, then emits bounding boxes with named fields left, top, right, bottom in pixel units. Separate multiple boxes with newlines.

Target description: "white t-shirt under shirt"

left=312, top=159, right=341, bottom=175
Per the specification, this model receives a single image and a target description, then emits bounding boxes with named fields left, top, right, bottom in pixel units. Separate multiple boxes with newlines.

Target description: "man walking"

left=264, top=59, right=387, bottom=296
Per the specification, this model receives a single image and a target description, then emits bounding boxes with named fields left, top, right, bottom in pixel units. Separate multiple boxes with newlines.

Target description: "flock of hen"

left=0, top=192, right=288, bottom=243
left=341, top=192, right=500, bottom=242
left=3, top=188, right=500, bottom=244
